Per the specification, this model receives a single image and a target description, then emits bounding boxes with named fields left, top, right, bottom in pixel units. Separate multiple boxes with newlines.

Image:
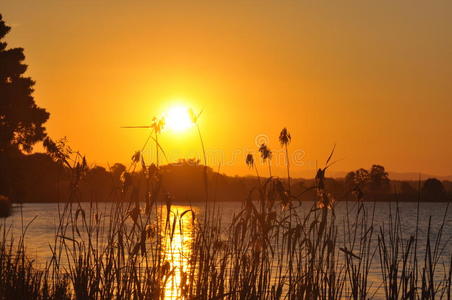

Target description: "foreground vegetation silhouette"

left=1, top=128, right=452, bottom=299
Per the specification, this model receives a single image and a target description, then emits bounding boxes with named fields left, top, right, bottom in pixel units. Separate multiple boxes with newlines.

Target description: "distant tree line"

left=341, top=165, right=449, bottom=201
left=1, top=151, right=451, bottom=204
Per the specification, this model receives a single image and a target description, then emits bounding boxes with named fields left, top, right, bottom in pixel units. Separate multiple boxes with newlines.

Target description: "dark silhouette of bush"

left=422, top=178, right=447, bottom=201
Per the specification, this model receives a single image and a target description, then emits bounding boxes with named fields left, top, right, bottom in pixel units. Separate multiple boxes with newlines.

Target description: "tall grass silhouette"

left=1, top=128, right=451, bottom=299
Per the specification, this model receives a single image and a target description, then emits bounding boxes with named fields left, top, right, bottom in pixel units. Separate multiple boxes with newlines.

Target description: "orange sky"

left=2, top=0, right=452, bottom=177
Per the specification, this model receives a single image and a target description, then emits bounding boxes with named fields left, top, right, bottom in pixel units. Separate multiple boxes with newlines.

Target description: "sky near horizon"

left=2, top=0, right=452, bottom=177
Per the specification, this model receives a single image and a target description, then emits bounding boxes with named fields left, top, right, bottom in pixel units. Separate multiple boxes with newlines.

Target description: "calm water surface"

left=2, top=201, right=452, bottom=299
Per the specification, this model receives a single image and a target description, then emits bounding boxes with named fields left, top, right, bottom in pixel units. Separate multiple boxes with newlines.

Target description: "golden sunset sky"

left=2, top=0, right=452, bottom=177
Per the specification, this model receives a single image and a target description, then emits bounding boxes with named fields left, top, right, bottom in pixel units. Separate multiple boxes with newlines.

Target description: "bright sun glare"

left=164, top=105, right=193, bottom=133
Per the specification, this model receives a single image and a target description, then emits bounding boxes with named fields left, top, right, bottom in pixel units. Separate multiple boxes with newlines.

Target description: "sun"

left=164, top=105, right=193, bottom=133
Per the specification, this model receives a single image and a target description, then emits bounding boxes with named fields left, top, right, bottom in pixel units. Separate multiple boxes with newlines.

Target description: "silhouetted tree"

left=0, top=15, right=49, bottom=152
left=368, top=164, right=390, bottom=193
left=344, top=165, right=390, bottom=199
left=422, top=178, right=446, bottom=201
left=344, top=171, right=356, bottom=192
left=176, top=158, right=201, bottom=166
left=355, top=168, right=370, bottom=187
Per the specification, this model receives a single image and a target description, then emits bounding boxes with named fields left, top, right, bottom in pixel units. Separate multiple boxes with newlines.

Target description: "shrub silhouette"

left=422, top=178, right=446, bottom=201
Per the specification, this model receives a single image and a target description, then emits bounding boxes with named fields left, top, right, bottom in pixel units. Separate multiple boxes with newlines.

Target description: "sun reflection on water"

left=161, top=205, right=195, bottom=299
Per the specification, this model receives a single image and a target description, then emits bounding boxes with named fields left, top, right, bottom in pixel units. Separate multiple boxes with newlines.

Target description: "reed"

left=0, top=129, right=451, bottom=300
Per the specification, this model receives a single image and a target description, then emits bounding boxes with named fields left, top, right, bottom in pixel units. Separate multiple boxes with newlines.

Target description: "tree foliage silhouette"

left=422, top=178, right=446, bottom=201
left=0, top=15, right=49, bottom=152
left=368, top=164, right=390, bottom=193
left=344, top=168, right=369, bottom=191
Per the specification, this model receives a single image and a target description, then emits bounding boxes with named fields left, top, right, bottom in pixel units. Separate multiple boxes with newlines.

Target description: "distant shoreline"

left=9, top=194, right=452, bottom=205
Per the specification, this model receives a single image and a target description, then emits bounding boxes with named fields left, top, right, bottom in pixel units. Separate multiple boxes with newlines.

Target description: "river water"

left=2, top=201, right=452, bottom=299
